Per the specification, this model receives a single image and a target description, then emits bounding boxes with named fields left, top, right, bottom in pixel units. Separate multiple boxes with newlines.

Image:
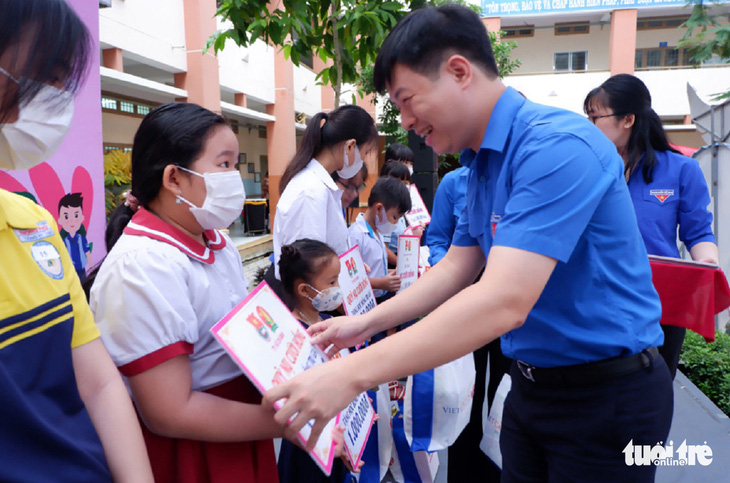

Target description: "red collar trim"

left=123, top=208, right=227, bottom=264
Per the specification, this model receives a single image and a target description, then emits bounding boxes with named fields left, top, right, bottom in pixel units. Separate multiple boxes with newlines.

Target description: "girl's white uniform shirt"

left=90, top=208, right=248, bottom=392
left=273, top=158, right=348, bottom=278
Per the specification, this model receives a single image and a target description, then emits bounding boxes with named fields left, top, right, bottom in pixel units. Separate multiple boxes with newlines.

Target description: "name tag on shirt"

left=14, top=221, right=55, bottom=243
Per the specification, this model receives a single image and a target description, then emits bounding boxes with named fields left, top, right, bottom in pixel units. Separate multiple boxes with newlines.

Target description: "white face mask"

left=337, top=144, right=364, bottom=179
left=176, top=166, right=246, bottom=230
left=407, top=166, right=414, bottom=175
left=0, top=67, right=74, bottom=171
left=376, top=209, right=399, bottom=235
left=306, top=284, right=344, bottom=312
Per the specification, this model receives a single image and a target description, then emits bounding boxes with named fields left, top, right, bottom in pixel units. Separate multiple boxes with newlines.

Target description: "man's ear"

left=443, top=54, right=473, bottom=89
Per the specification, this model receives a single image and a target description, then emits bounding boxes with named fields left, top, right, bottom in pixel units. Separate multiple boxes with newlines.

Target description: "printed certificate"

left=339, top=245, right=377, bottom=316
left=211, top=282, right=375, bottom=472
left=405, top=184, right=431, bottom=227
left=397, top=235, right=420, bottom=293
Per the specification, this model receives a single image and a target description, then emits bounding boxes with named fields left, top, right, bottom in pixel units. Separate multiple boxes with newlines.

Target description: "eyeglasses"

left=588, top=113, right=621, bottom=124
left=336, top=180, right=367, bottom=194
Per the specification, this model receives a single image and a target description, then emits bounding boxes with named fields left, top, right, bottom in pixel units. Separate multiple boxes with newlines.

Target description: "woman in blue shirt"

left=585, top=73, right=718, bottom=378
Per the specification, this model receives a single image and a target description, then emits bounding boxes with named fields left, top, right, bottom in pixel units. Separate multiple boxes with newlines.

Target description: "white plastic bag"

left=404, top=353, right=476, bottom=451
left=356, top=383, right=392, bottom=483
left=480, top=373, right=512, bottom=469
left=390, top=400, right=440, bottom=483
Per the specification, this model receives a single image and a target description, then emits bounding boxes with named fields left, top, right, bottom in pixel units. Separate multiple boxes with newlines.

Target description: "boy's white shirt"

left=348, top=212, right=388, bottom=298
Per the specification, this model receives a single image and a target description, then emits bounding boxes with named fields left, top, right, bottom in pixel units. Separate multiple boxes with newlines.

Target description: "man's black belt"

left=515, top=347, right=660, bottom=385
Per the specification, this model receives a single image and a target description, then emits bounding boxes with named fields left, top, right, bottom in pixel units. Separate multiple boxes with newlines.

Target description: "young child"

left=379, top=160, right=426, bottom=267
left=348, top=177, right=411, bottom=302
left=278, top=238, right=357, bottom=483
left=90, top=102, right=280, bottom=482
left=385, top=143, right=414, bottom=175
left=58, top=192, right=91, bottom=281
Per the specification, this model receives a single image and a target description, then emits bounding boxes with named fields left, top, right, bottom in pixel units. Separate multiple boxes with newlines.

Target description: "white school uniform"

left=273, top=159, right=348, bottom=279
left=90, top=208, right=249, bottom=391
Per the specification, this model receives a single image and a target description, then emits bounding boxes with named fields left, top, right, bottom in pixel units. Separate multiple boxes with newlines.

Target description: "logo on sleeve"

left=30, top=240, right=64, bottom=280
left=650, top=189, right=675, bottom=203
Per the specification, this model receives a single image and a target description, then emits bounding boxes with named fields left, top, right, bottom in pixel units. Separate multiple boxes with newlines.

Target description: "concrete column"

left=609, top=9, right=637, bottom=75
left=266, top=49, right=296, bottom=226
left=176, top=0, right=221, bottom=110
left=234, top=93, right=247, bottom=108
left=313, top=56, right=336, bottom=112
left=102, top=48, right=123, bottom=72
left=481, top=17, right=501, bottom=36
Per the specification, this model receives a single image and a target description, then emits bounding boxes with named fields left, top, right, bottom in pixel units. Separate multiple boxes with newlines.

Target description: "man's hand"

left=308, top=314, right=372, bottom=357
left=263, top=359, right=359, bottom=450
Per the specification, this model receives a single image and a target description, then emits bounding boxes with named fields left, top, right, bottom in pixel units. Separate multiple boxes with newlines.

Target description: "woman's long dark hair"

left=0, top=0, right=91, bottom=124
left=584, top=74, right=678, bottom=183
left=279, top=104, right=378, bottom=194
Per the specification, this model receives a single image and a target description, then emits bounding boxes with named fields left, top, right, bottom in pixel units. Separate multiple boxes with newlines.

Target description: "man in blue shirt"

left=426, top=166, right=468, bottom=265
left=264, top=6, right=672, bottom=482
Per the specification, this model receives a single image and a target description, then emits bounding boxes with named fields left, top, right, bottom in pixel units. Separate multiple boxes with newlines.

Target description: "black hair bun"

left=279, top=244, right=301, bottom=265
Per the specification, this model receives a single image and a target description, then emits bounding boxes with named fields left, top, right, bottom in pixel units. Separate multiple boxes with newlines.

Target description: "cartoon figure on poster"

left=57, top=192, right=91, bottom=281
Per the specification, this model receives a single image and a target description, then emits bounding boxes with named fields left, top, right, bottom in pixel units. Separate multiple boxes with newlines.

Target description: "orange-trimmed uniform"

left=0, top=189, right=111, bottom=482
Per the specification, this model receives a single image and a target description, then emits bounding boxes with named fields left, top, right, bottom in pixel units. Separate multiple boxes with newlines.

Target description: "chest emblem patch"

left=650, top=189, right=675, bottom=203
left=30, top=240, right=64, bottom=280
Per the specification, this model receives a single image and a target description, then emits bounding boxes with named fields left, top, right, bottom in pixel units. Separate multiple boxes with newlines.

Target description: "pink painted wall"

left=0, top=0, right=106, bottom=260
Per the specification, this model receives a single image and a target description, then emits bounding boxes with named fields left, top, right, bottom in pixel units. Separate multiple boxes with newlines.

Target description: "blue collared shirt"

left=628, top=150, right=714, bottom=258
left=452, top=87, right=663, bottom=367
left=425, top=167, right=469, bottom=265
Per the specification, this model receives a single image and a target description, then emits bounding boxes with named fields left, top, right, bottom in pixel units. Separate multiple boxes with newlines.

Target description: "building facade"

left=98, top=0, right=379, bottom=227
left=481, top=0, right=730, bottom=148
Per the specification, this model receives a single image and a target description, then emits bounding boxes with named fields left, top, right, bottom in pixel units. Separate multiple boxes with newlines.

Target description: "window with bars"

left=635, top=47, right=695, bottom=69
left=554, top=22, right=589, bottom=35
left=503, top=26, right=535, bottom=38
left=637, top=16, right=688, bottom=30
left=554, top=51, right=587, bottom=71
left=101, top=94, right=156, bottom=117
left=103, top=144, right=133, bottom=154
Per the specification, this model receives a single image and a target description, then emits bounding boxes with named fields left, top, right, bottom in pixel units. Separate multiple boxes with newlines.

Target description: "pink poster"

left=0, top=0, right=105, bottom=270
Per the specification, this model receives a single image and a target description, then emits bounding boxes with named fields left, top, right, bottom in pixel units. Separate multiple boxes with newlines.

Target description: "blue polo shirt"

left=628, top=150, right=714, bottom=258
left=452, top=87, right=663, bottom=368
left=426, top=167, right=469, bottom=265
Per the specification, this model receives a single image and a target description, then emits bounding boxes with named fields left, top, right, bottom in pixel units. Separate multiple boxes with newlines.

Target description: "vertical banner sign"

left=211, top=282, right=375, bottom=473
left=397, top=235, right=420, bottom=294
left=339, top=245, right=377, bottom=316
left=405, top=185, right=431, bottom=227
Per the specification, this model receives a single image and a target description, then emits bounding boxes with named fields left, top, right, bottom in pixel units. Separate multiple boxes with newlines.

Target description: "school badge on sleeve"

left=30, top=240, right=64, bottom=280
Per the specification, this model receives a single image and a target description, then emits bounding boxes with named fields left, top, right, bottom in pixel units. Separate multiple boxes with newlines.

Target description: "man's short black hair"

left=58, top=192, right=83, bottom=213
left=373, top=4, right=499, bottom=94
left=368, top=177, right=411, bottom=214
